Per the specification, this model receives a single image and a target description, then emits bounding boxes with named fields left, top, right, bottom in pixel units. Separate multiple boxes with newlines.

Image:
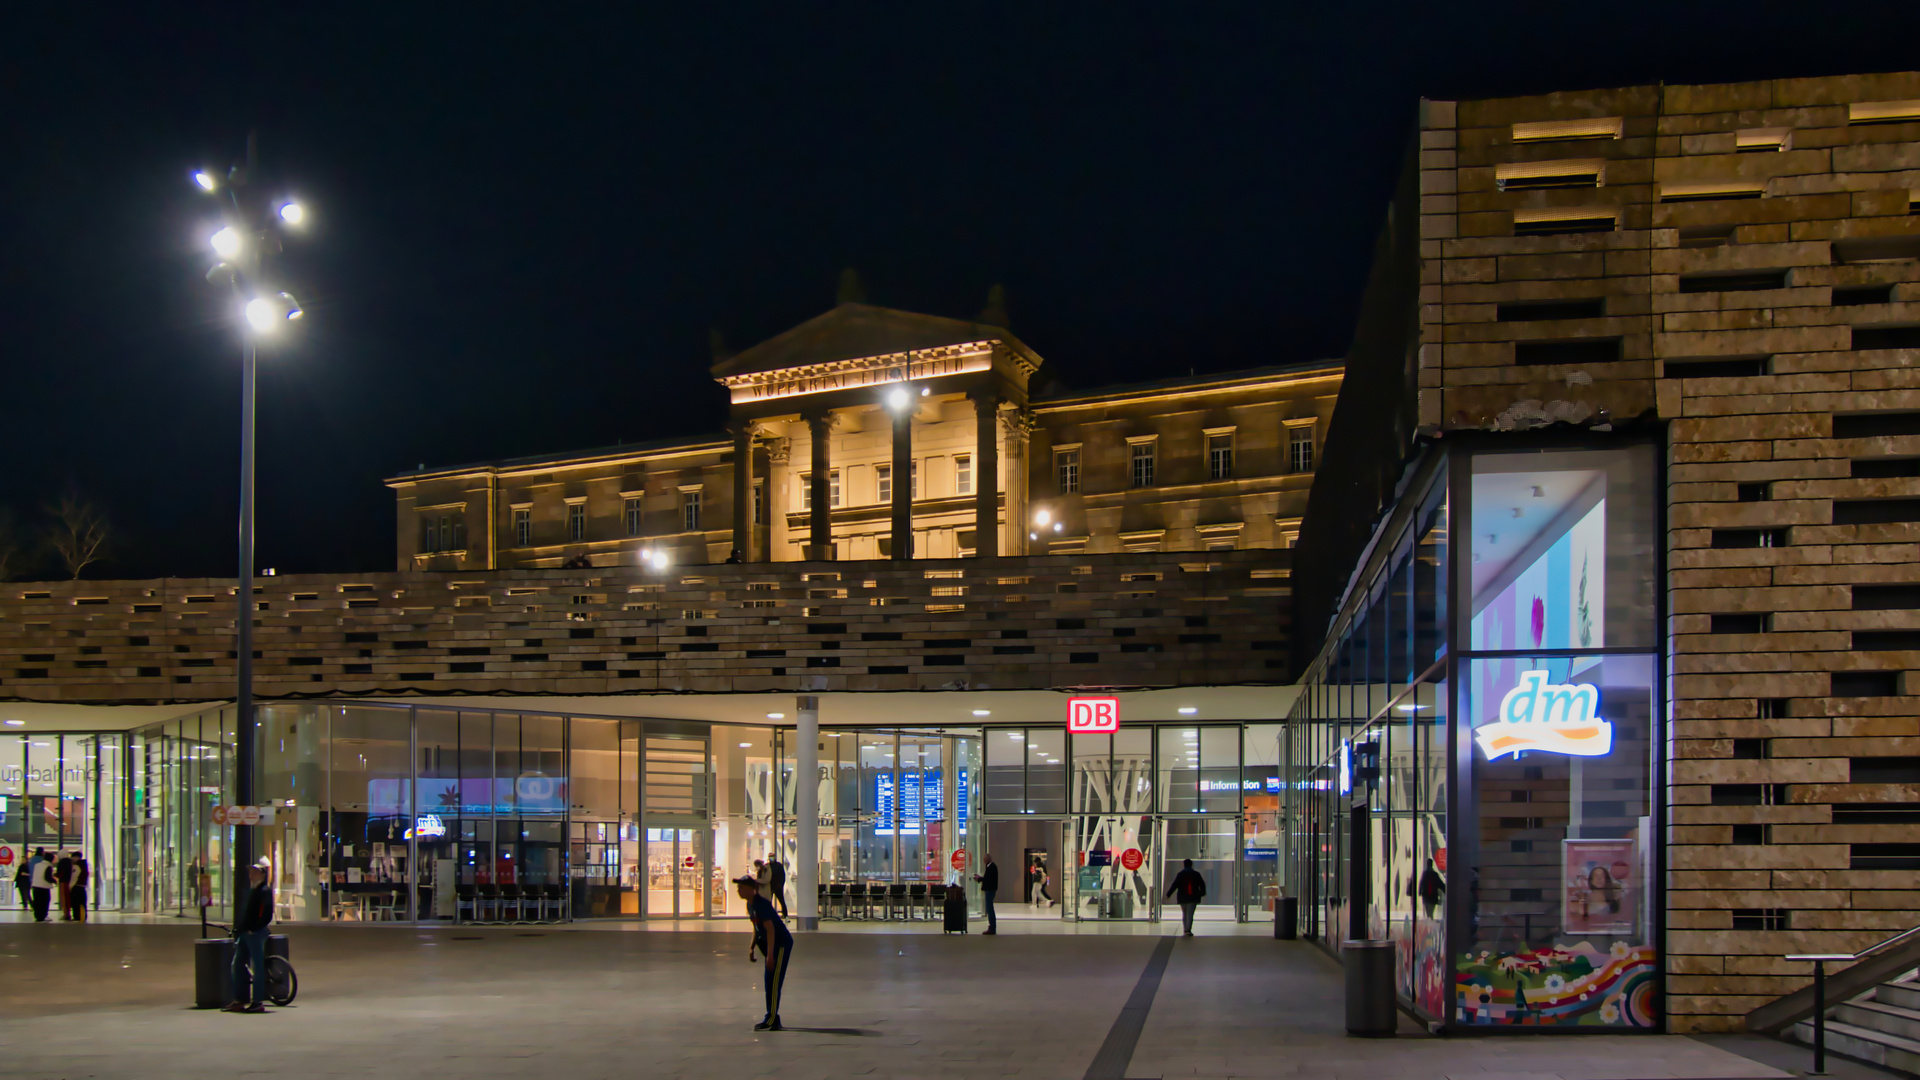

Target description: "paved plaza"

left=0, top=916, right=1885, bottom=1079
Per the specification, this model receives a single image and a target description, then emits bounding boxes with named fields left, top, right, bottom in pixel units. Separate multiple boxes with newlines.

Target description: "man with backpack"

left=1166, top=858, right=1207, bottom=936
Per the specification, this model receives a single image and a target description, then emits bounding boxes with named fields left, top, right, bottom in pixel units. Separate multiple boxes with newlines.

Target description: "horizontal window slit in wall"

left=1853, top=584, right=1920, bottom=610
left=1833, top=498, right=1920, bottom=525
left=1735, top=128, right=1790, bottom=152
left=1512, top=213, right=1617, bottom=237
left=1510, top=117, right=1623, bottom=143
left=1853, top=326, right=1920, bottom=351
left=1677, top=225, right=1736, bottom=249
left=1851, top=844, right=1920, bottom=871
left=1855, top=630, right=1920, bottom=651
left=1833, top=671, right=1901, bottom=697
left=1513, top=338, right=1621, bottom=366
left=1710, top=527, right=1787, bottom=549
left=1850, top=100, right=1920, bottom=125
left=1834, top=284, right=1896, bottom=306
left=1661, top=356, right=1771, bottom=379
left=1836, top=412, right=1920, bottom=439
left=1835, top=802, right=1920, bottom=823
left=1834, top=236, right=1920, bottom=264
left=1852, top=457, right=1920, bottom=478
left=1495, top=160, right=1605, bottom=190
left=1678, top=270, right=1790, bottom=293
left=1658, top=183, right=1765, bottom=203
left=1497, top=298, right=1605, bottom=322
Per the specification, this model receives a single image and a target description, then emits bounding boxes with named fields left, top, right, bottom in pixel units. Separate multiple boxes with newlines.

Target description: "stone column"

left=969, top=390, right=1000, bottom=558
left=795, top=695, right=820, bottom=930
left=891, top=401, right=913, bottom=560
left=730, top=425, right=753, bottom=562
left=1001, top=409, right=1033, bottom=555
left=805, top=410, right=833, bottom=561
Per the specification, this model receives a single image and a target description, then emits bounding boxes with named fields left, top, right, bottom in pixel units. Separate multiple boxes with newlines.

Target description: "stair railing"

left=1787, top=923, right=1920, bottom=1075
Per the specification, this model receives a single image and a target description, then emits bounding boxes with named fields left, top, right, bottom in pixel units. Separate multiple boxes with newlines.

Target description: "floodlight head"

left=206, top=262, right=236, bottom=288
left=243, top=292, right=302, bottom=333
left=886, top=386, right=910, bottom=411
left=193, top=171, right=217, bottom=192
left=278, top=202, right=306, bottom=226
left=1034, top=509, right=1051, bottom=526
left=210, top=226, right=243, bottom=259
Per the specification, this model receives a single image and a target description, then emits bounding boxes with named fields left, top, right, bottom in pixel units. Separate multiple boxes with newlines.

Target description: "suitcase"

left=943, top=885, right=968, bottom=934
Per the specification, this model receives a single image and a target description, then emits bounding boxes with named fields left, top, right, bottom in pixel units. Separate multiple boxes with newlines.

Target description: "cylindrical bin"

left=195, top=934, right=292, bottom=1008
left=1274, top=896, right=1298, bottom=940
left=194, top=938, right=234, bottom=1009
left=1344, top=939, right=1397, bottom=1037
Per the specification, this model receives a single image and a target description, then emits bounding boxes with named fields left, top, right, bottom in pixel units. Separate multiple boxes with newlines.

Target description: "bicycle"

left=208, top=923, right=298, bottom=1007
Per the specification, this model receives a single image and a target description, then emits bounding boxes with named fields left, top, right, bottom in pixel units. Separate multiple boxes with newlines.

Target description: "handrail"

left=1780, top=921, right=1920, bottom=1074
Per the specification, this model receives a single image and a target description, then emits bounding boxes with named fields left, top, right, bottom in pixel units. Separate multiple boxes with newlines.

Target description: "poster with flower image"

left=1562, top=837, right=1635, bottom=935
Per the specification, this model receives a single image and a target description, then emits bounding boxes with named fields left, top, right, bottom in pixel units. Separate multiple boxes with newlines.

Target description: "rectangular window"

left=567, top=503, right=586, bottom=542
left=830, top=469, right=842, bottom=508
left=682, top=490, right=703, bottom=533
left=1056, top=448, right=1080, bottom=494
left=801, top=473, right=811, bottom=512
left=752, top=481, right=764, bottom=526
left=624, top=498, right=643, bottom=537
left=420, top=516, right=438, bottom=553
left=1289, top=427, right=1315, bottom=473
left=1130, top=443, right=1155, bottom=488
left=450, top=519, right=466, bottom=551
left=1207, top=434, right=1234, bottom=481
left=876, top=465, right=891, bottom=504
left=955, top=454, right=973, bottom=496
left=910, top=460, right=918, bottom=500
left=513, top=508, right=531, bottom=547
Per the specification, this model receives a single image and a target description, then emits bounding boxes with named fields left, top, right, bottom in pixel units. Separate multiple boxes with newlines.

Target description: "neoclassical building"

left=388, top=303, right=1340, bottom=569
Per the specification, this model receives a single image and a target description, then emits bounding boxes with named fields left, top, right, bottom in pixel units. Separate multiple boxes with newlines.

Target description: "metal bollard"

left=1275, top=896, right=1298, bottom=940
left=1344, top=939, right=1397, bottom=1037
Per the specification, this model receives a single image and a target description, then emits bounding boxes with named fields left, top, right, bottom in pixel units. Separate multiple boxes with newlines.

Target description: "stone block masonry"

left=1425, top=72, right=1920, bottom=1031
left=0, top=550, right=1291, bottom=704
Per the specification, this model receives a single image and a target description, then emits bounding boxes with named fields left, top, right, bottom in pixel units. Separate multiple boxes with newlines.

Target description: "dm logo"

left=1475, top=670, right=1613, bottom=761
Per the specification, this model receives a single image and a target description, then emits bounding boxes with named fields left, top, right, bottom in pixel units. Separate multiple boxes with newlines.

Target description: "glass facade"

left=982, top=720, right=1287, bottom=924
left=1287, top=438, right=1662, bottom=1032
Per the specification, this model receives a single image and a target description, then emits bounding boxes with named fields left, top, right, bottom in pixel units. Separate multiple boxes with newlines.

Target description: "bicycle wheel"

left=266, top=955, right=298, bottom=1006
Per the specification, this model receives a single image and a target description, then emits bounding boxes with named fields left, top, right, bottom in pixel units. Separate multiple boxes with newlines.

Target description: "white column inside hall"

left=795, top=695, right=820, bottom=930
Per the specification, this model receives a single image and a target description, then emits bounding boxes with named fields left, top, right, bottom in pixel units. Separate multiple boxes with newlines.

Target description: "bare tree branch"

left=45, top=490, right=109, bottom=579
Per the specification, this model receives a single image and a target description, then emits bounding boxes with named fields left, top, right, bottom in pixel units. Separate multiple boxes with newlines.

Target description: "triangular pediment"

left=711, top=303, right=1040, bottom=380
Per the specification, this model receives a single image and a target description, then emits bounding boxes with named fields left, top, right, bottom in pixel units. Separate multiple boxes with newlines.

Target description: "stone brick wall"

left=1424, top=72, right=1920, bottom=1031
left=0, top=551, right=1291, bottom=704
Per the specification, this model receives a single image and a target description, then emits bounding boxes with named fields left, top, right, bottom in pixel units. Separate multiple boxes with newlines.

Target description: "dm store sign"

left=1474, top=670, right=1612, bottom=761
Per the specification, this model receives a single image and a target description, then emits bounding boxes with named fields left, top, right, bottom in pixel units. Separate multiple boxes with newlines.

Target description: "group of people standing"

left=12, top=848, right=90, bottom=922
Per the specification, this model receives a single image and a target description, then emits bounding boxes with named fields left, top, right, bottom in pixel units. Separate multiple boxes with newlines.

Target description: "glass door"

left=644, top=826, right=708, bottom=918
left=1067, top=814, right=1153, bottom=920
left=1159, top=817, right=1240, bottom=925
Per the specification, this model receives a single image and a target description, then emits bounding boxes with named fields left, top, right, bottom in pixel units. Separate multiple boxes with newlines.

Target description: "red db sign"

left=1120, top=849, right=1144, bottom=872
left=1068, top=697, right=1120, bottom=734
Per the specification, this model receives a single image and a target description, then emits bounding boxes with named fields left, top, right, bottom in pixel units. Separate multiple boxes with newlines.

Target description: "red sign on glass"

left=950, top=850, right=969, bottom=871
left=1067, top=697, right=1120, bottom=734
left=0, top=846, right=13, bottom=867
left=1120, top=849, right=1144, bottom=871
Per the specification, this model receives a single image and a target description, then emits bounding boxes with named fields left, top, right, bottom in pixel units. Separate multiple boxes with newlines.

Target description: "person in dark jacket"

left=224, top=858, right=275, bottom=1013
left=27, top=849, right=53, bottom=922
left=765, top=857, right=789, bottom=918
left=54, top=851, right=73, bottom=921
left=737, top=874, right=792, bottom=1031
left=65, top=853, right=89, bottom=922
left=1166, top=858, right=1207, bottom=936
left=972, top=854, right=999, bottom=934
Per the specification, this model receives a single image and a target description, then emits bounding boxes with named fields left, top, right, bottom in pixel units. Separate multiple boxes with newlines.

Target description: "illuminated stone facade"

left=389, top=303, right=1338, bottom=571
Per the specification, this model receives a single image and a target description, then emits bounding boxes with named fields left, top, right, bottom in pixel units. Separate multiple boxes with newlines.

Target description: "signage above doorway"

left=1067, top=697, right=1120, bottom=734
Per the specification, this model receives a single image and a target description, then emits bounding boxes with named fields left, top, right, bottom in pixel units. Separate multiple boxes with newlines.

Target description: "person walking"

left=1035, top=865, right=1054, bottom=909
left=28, top=850, right=54, bottom=922
left=972, top=853, right=999, bottom=935
left=13, top=852, right=32, bottom=910
left=54, top=850, right=74, bottom=921
left=224, top=857, right=274, bottom=1013
left=766, top=856, right=789, bottom=919
left=66, top=853, right=89, bottom=923
left=1166, top=858, right=1207, bottom=936
left=735, top=874, right=792, bottom=1032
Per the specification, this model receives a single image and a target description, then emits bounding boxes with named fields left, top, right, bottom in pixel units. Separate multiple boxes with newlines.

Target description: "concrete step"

left=1836, top=999, right=1920, bottom=1043
left=1882, top=981, right=1920, bottom=1012
left=1790, top=1016, right=1920, bottom=1077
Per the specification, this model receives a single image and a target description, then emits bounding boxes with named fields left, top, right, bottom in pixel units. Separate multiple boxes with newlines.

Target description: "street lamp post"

left=195, top=136, right=305, bottom=912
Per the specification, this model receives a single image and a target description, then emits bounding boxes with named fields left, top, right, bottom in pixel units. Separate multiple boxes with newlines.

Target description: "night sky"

left=6, top=6, right=1919, bottom=580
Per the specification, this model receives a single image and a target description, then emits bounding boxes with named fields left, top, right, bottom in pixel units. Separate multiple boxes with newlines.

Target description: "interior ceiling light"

left=1178, top=706, right=1198, bottom=715
left=766, top=712, right=785, bottom=720
left=972, top=709, right=991, bottom=717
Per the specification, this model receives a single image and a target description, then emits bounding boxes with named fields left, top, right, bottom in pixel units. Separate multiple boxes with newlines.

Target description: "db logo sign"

left=1067, top=697, right=1120, bottom=734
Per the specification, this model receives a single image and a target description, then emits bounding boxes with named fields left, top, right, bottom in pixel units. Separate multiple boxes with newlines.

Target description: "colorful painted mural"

left=1456, top=939, right=1657, bottom=1027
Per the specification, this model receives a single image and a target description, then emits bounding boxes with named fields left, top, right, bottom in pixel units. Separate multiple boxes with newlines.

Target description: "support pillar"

left=730, top=425, right=753, bottom=562
left=969, top=390, right=1000, bottom=558
left=890, top=400, right=913, bottom=560
left=805, top=410, right=833, bottom=561
left=795, top=695, right=820, bottom=931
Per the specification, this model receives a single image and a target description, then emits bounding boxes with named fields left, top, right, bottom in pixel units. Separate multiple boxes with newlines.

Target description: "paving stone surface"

left=0, top=921, right=1805, bottom=1079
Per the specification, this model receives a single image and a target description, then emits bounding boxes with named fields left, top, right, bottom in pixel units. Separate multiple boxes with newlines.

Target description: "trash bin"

left=1344, top=939, right=1397, bottom=1037
left=194, top=937, right=233, bottom=1009
left=1274, top=896, right=1298, bottom=940
left=194, top=934, right=291, bottom=1008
